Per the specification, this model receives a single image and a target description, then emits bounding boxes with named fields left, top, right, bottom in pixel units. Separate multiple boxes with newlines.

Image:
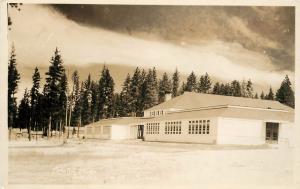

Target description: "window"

left=146, top=123, right=160, bottom=134
left=188, top=119, right=210, bottom=135
left=165, top=121, right=182, bottom=135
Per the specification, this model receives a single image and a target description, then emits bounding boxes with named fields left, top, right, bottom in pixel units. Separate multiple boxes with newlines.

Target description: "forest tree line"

left=8, top=47, right=295, bottom=140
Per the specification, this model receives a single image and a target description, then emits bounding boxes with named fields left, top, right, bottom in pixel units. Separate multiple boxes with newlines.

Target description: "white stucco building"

left=85, top=92, right=294, bottom=145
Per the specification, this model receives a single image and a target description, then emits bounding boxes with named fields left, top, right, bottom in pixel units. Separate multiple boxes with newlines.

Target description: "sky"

left=8, top=4, right=295, bottom=101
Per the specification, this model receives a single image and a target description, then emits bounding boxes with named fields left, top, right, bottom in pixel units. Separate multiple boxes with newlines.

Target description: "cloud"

left=8, top=5, right=294, bottom=101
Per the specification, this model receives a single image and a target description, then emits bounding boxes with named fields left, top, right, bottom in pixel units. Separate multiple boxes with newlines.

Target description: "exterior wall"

left=111, top=125, right=138, bottom=140
left=144, top=117, right=218, bottom=144
left=216, top=117, right=265, bottom=145
left=279, top=122, right=294, bottom=146
left=85, top=124, right=138, bottom=140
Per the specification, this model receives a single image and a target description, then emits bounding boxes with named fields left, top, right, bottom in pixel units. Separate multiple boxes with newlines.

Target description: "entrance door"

left=266, top=122, right=279, bottom=143
left=137, top=125, right=144, bottom=139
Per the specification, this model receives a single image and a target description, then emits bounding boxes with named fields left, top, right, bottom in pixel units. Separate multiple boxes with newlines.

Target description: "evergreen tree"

left=221, top=83, right=232, bottom=96
left=185, top=72, right=197, bottom=92
left=58, top=72, right=68, bottom=130
left=172, top=68, right=180, bottom=97
left=179, top=82, right=186, bottom=95
left=44, top=48, right=65, bottom=137
left=266, top=87, right=274, bottom=100
left=212, top=82, right=221, bottom=95
left=260, top=91, right=265, bottom=99
left=197, top=72, right=212, bottom=93
left=158, top=72, right=172, bottom=103
left=90, top=81, right=99, bottom=122
left=8, top=45, right=20, bottom=137
left=143, top=69, right=159, bottom=109
left=231, top=80, right=242, bottom=97
left=246, top=79, right=254, bottom=98
left=129, top=67, right=142, bottom=115
left=254, top=93, right=259, bottom=99
left=137, top=69, right=147, bottom=116
left=81, top=74, right=92, bottom=125
left=241, top=79, right=247, bottom=97
left=119, top=74, right=132, bottom=116
left=70, top=70, right=80, bottom=126
left=18, top=89, right=31, bottom=140
left=98, top=66, right=115, bottom=119
left=276, top=75, right=295, bottom=108
left=113, top=93, right=123, bottom=117
left=30, top=67, right=41, bottom=139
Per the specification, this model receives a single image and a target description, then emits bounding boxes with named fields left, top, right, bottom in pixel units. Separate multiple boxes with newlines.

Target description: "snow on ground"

left=8, top=139, right=295, bottom=187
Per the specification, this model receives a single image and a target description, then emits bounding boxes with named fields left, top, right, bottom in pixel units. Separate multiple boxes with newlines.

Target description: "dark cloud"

left=50, top=4, right=294, bottom=71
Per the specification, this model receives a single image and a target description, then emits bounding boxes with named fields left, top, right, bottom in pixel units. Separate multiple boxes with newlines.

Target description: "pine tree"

left=143, top=69, right=159, bottom=109
left=90, top=81, right=99, bottom=122
left=241, top=80, right=247, bottom=97
left=198, top=73, right=212, bottom=93
left=276, top=75, right=295, bottom=108
left=98, top=66, right=115, bottom=119
left=158, top=72, right=172, bottom=103
left=179, top=82, right=186, bottom=95
left=185, top=72, right=197, bottom=92
left=129, top=67, right=142, bottom=115
left=70, top=70, right=80, bottom=127
left=44, top=48, right=65, bottom=138
left=112, top=93, right=121, bottom=117
left=18, top=89, right=31, bottom=140
left=172, top=68, right=180, bottom=98
left=137, top=69, right=147, bottom=116
left=58, top=71, right=68, bottom=134
left=254, top=93, right=259, bottom=99
left=246, top=79, right=254, bottom=98
left=8, top=45, right=20, bottom=139
left=81, top=74, right=92, bottom=125
left=231, top=80, right=242, bottom=97
left=266, top=87, right=274, bottom=100
left=30, top=67, right=41, bottom=140
left=119, top=74, right=132, bottom=116
left=260, top=91, right=265, bottom=99
left=212, top=82, right=221, bottom=95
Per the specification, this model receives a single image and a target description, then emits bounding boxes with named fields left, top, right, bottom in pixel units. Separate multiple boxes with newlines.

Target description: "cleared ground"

left=9, top=139, right=294, bottom=186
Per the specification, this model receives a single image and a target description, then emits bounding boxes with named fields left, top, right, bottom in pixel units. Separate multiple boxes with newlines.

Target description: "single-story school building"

left=84, top=92, right=294, bottom=145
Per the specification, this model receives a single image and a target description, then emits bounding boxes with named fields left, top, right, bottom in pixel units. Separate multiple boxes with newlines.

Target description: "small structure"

left=84, top=117, right=144, bottom=140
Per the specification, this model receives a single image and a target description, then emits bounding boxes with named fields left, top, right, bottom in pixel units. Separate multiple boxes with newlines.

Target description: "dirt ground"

left=8, top=139, right=295, bottom=187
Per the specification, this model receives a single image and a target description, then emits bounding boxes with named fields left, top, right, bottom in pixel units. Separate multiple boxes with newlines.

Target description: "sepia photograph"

left=1, top=0, right=299, bottom=188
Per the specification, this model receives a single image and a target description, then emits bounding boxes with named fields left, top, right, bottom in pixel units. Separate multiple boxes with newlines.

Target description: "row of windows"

left=145, top=120, right=211, bottom=135
left=150, top=110, right=164, bottom=117
left=188, top=120, right=210, bottom=134
left=165, top=121, right=182, bottom=134
left=146, top=123, right=160, bottom=134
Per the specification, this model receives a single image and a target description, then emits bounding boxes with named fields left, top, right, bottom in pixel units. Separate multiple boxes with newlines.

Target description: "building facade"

left=85, top=92, right=294, bottom=145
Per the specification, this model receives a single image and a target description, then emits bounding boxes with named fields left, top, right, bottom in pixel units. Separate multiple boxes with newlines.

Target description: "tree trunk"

left=28, top=125, right=31, bottom=141
left=59, top=119, right=62, bottom=140
left=9, top=114, right=13, bottom=141
left=28, top=117, right=31, bottom=141
left=55, top=121, right=58, bottom=138
left=68, top=106, right=72, bottom=139
left=35, top=121, right=37, bottom=141
left=47, top=116, right=52, bottom=139
left=77, top=115, right=81, bottom=138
